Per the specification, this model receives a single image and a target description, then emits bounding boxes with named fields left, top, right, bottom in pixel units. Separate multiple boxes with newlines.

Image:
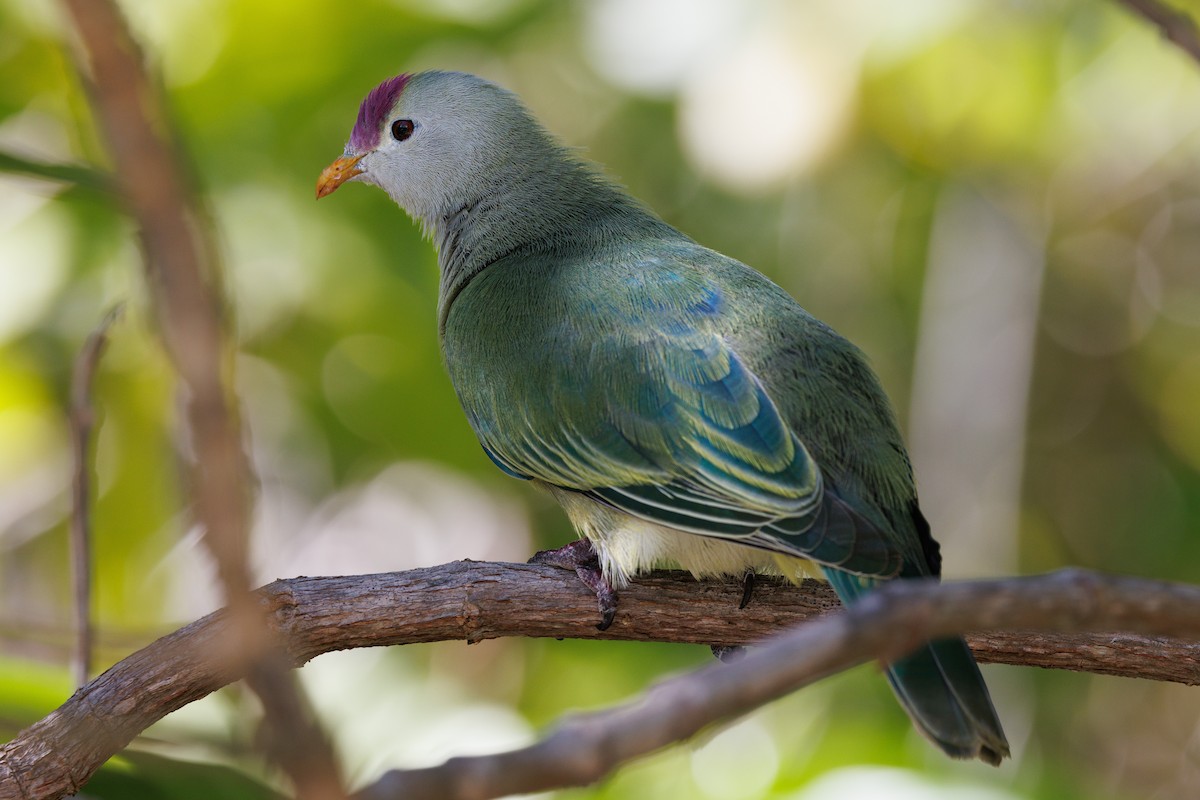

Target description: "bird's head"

left=316, top=71, right=544, bottom=224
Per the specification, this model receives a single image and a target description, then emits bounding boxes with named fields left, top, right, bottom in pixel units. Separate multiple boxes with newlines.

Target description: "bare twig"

left=1116, top=0, right=1200, bottom=64
left=0, top=564, right=1197, bottom=800
left=67, top=304, right=123, bottom=688
left=56, top=1, right=344, bottom=797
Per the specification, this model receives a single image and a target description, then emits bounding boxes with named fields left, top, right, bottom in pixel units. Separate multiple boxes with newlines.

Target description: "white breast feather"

left=547, top=485, right=821, bottom=587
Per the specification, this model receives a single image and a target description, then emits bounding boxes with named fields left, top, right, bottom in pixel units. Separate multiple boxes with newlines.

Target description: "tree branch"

left=57, top=0, right=345, bottom=796
left=356, top=566, right=1200, bottom=800
left=1116, top=0, right=1200, bottom=64
left=0, top=564, right=1197, bottom=800
left=67, top=305, right=123, bottom=688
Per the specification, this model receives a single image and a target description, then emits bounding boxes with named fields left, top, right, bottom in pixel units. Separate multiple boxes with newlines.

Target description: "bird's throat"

left=431, top=159, right=663, bottom=331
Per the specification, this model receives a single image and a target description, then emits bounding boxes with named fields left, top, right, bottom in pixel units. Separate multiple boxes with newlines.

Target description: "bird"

left=316, top=70, right=1009, bottom=765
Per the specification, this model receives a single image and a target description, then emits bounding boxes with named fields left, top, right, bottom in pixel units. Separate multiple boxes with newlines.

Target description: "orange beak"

left=316, top=154, right=365, bottom=199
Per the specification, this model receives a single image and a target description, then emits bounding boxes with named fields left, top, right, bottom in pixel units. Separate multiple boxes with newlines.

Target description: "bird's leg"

left=528, top=539, right=618, bottom=631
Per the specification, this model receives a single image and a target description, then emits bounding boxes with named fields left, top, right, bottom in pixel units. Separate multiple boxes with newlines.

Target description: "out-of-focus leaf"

left=81, top=750, right=282, bottom=800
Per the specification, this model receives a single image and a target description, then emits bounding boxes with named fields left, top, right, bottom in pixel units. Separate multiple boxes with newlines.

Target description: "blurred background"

left=2, top=0, right=1199, bottom=797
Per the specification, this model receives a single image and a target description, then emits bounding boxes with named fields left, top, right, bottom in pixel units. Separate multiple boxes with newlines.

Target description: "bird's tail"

left=823, top=569, right=1010, bottom=765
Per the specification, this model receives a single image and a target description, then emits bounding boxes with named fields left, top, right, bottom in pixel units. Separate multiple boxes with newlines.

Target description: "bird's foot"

left=708, top=572, right=757, bottom=662
left=710, top=645, right=746, bottom=663
left=529, top=539, right=618, bottom=631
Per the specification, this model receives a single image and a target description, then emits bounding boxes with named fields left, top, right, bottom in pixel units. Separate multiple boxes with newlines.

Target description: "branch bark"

left=0, top=564, right=1197, bottom=800
left=1116, top=0, right=1200, bottom=64
left=67, top=305, right=123, bottom=688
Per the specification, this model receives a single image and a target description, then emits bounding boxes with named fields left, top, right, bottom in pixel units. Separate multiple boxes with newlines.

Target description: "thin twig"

left=1116, top=0, right=1200, bottom=64
left=56, top=1, right=345, bottom=797
left=0, top=564, right=1197, bottom=800
left=67, top=304, right=123, bottom=688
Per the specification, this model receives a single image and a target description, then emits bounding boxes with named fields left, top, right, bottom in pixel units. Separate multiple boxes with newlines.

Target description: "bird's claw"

left=529, top=539, right=618, bottom=630
left=711, top=645, right=746, bottom=663
left=593, top=581, right=618, bottom=631
left=707, top=573, right=757, bottom=660
left=739, top=570, right=756, bottom=610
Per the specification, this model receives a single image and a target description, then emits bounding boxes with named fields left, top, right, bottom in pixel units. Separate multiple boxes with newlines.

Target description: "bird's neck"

left=430, top=154, right=673, bottom=329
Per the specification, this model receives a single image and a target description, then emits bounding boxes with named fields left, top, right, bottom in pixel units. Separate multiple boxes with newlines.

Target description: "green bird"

left=317, top=70, right=1009, bottom=765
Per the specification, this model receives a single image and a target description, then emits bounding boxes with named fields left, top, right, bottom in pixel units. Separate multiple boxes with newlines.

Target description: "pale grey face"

left=318, top=71, right=540, bottom=226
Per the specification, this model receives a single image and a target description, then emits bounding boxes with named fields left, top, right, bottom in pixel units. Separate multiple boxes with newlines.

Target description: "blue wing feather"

left=445, top=248, right=907, bottom=577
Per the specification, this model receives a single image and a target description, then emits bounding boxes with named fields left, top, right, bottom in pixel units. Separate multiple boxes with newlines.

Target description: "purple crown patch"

left=349, top=74, right=411, bottom=152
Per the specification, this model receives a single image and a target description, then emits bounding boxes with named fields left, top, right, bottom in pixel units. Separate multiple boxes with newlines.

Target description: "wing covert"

left=448, top=253, right=903, bottom=576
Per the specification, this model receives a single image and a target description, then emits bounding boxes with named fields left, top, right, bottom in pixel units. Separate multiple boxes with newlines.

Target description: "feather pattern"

left=334, top=70, right=1008, bottom=765
left=444, top=242, right=908, bottom=578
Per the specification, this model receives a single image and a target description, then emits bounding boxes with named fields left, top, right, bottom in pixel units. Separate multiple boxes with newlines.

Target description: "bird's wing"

left=459, top=258, right=903, bottom=577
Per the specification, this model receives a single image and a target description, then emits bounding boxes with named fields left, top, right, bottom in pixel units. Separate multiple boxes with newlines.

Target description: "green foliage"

left=84, top=752, right=281, bottom=800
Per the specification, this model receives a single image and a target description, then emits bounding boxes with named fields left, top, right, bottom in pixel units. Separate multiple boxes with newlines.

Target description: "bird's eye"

left=391, top=119, right=415, bottom=142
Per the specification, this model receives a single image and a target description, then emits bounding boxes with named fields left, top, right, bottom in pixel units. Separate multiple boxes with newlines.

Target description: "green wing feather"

left=446, top=245, right=903, bottom=577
